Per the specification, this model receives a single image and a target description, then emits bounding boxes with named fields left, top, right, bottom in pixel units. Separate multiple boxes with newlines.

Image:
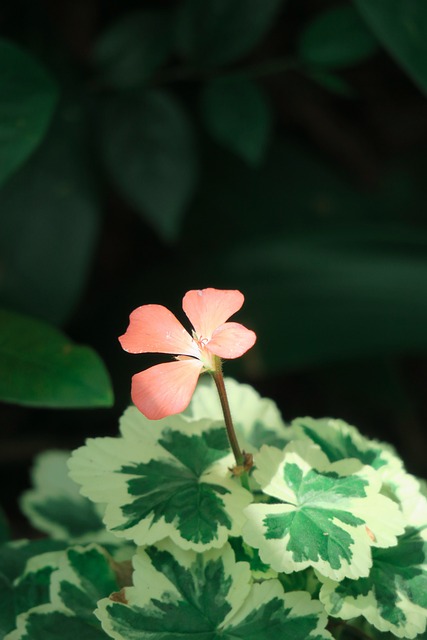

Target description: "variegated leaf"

left=319, top=525, right=427, bottom=639
left=96, top=541, right=332, bottom=640
left=242, top=441, right=405, bottom=580
left=69, top=409, right=252, bottom=551
left=21, top=450, right=118, bottom=545
left=184, top=377, right=291, bottom=452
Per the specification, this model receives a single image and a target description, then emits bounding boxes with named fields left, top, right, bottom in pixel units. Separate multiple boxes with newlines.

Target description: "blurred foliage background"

left=1, top=0, right=427, bottom=533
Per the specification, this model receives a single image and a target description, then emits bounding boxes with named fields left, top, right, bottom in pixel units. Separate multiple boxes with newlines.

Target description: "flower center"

left=192, top=332, right=216, bottom=371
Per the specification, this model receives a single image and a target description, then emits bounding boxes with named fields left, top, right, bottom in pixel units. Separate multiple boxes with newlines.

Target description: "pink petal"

left=131, top=359, right=203, bottom=420
left=182, top=288, right=245, bottom=339
left=119, top=304, right=198, bottom=357
left=207, top=322, right=257, bottom=359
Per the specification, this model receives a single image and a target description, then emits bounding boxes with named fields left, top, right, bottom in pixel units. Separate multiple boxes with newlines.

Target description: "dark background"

left=1, top=0, right=427, bottom=536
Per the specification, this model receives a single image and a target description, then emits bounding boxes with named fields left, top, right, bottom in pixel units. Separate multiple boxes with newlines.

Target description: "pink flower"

left=119, top=288, right=256, bottom=420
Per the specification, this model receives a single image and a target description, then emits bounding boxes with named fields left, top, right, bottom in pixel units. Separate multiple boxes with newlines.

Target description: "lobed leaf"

left=291, top=416, right=403, bottom=474
left=50, top=546, right=122, bottom=622
left=0, top=540, right=67, bottom=584
left=5, top=545, right=122, bottom=640
left=242, top=441, right=405, bottom=580
left=0, top=310, right=113, bottom=408
left=69, top=408, right=252, bottom=551
left=0, top=39, right=58, bottom=187
left=319, top=526, right=427, bottom=638
left=5, top=604, right=108, bottom=640
left=21, top=451, right=118, bottom=544
left=183, top=377, right=291, bottom=453
left=96, top=541, right=332, bottom=640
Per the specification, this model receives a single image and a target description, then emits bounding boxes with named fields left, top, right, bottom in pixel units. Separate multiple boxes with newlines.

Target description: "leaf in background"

left=217, top=225, right=427, bottom=373
left=0, top=310, right=114, bottom=408
left=175, top=0, right=284, bottom=66
left=298, top=5, right=378, bottom=68
left=96, top=542, right=332, bottom=640
left=200, top=75, right=272, bottom=166
left=354, top=0, right=427, bottom=96
left=93, top=9, right=174, bottom=89
left=0, top=101, right=100, bottom=325
left=0, top=39, right=58, bottom=187
left=13, top=552, right=62, bottom=617
left=69, top=408, right=251, bottom=551
left=7, top=605, right=108, bottom=640
left=50, top=546, right=120, bottom=625
left=291, top=417, right=402, bottom=472
left=184, top=377, right=291, bottom=453
left=21, top=451, right=118, bottom=544
left=101, top=90, right=197, bottom=242
left=0, top=540, right=67, bottom=584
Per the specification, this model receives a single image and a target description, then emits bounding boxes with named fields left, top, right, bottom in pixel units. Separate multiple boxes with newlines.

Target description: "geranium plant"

left=1, top=289, right=426, bottom=640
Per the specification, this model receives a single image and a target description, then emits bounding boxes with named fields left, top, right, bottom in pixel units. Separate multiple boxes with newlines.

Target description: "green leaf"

left=0, top=39, right=58, bottom=187
left=0, top=310, right=113, bottom=408
left=0, top=539, right=67, bottom=583
left=176, top=0, right=284, bottom=66
left=354, top=0, right=427, bottom=96
left=96, top=541, right=332, bottom=640
left=242, top=441, right=405, bottom=580
left=201, top=75, right=272, bottom=165
left=101, top=90, right=197, bottom=242
left=50, top=546, right=121, bottom=623
left=291, top=417, right=402, bottom=473
left=69, top=408, right=252, bottom=551
left=319, top=526, right=427, bottom=638
left=13, top=551, right=62, bottom=616
left=6, top=605, right=108, bottom=640
left=6, top=545, right=122, bottom=640
left=184, top=377, right=291, bottom=453
left=93, top=9, right=174, bottom=88
left=21, top=451, right=117, bottom=543
left=298, top=5, right=378, bottom=68
left=0, top=101, right=100, bottom=324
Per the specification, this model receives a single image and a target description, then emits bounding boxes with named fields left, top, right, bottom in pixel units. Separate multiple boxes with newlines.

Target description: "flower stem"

left=211, top=360, right=252, bottom=488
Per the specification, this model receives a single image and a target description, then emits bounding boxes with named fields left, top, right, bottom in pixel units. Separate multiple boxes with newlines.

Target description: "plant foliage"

left=2, top=380, right=426, bottom=640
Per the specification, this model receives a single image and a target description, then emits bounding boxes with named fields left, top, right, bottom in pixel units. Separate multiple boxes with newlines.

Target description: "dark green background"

left=1, top=0, right=427, bottom=534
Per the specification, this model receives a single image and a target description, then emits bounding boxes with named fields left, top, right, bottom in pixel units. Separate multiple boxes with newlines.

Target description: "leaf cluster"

left=1, top=379, right=426, bottom=640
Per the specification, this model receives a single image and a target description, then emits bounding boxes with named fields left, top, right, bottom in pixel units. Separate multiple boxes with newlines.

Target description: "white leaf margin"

left=68, top=410, right=252, bottom=551
left=184, top=377, right=291, bottom=452
left=318, top=526, right=427, bottom=639
left=20, top=450, right=117, bottom=545
left=291, top=417, right=404, bottom=478
left=242, top=441, right=405, bottom=580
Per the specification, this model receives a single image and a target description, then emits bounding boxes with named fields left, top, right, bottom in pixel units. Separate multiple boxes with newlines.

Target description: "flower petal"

left=119, top=304, right=198, bottom=357
left=207, top=322, right=257, bottom=359
left=182, top=288, right=245, bottom=339
left=131, top=359, right=203, bottom=420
